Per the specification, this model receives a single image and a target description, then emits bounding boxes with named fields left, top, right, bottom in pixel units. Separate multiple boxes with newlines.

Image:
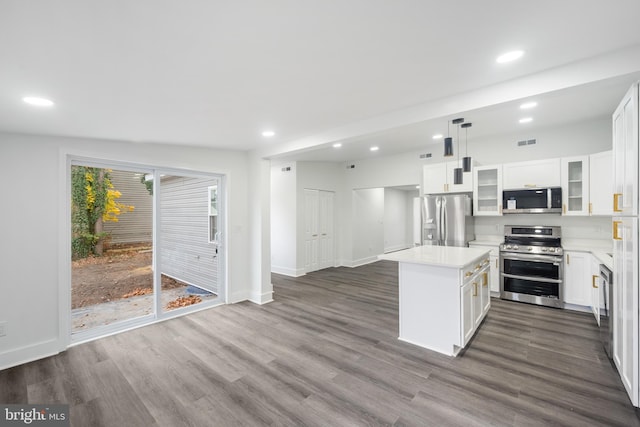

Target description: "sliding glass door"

left=69, top=159, right=225, bottom=342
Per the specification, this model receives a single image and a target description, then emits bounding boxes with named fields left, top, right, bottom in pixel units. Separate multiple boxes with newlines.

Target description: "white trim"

left=345, top=256, right=379, bottom=268
left=0, top=339, right=60, bottom=372
left=62, top=152, right=230, bottom=348
left=249, top=290, right=274, bottom=305
left=271, top=265, right=306, bottom=277
left=384, top=244, right=412, bottom=254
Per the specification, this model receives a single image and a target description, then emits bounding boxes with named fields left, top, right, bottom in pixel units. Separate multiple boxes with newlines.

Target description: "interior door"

left=304, top=189, right=319, bottom=273
left=318, top=191, right=335, bottom=270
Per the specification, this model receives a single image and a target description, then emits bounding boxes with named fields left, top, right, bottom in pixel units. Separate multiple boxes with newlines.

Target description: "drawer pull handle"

left=592, top=275, right=599, bottom=289
left=613, top=221, right=622, bottom=241
left=465, top=271, right=473, bottom=277
left=482, top=272, right=488, bottom=287
left=473, top=282, right=478, bottom=296
left=613, top=193, right=623, bottom=212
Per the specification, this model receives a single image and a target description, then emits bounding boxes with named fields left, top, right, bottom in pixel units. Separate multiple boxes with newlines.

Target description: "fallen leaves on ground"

left=166, top=295, right=202, bottom=310
left=122, top=287, right=153, bottom=298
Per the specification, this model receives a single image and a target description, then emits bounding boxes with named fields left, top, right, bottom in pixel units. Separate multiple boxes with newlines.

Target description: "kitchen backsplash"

left=474, top=215, right=612, bottom=241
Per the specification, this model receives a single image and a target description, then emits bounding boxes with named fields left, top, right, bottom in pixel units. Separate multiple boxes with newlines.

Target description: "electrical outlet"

left=0, top=321, right=6, bottom=337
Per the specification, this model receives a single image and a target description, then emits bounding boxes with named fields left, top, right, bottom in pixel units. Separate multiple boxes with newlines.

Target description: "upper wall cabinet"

left=561, top=156, right=590, bottom=216
left=473, top=165, right=502, bottom=216
left=613, top=83, right=639, bottom=216
left=423, top=160, right=473, bottom=194
left=502, top=158, right=561, bottom=190
left=589, top=150, right=613, bottom=216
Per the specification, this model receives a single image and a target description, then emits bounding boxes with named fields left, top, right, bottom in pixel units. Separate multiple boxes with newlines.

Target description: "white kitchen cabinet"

left=461, top=260, right=491, bottom=347
left=385, top=246, right=490, bottom=356
left=590, top=256, right=601, bottom=326
left=481, top=267, right=491, bottom=315
left=563, top=251, right=591, bottom=307
left=613, top=83, right=638, bottom=216
left=473, top=165, right=503, bottom=216
left=561, top=156, right=589, bottom=216
left=589, top=150, right=613, bottom=216
left=502, top=158, right=561, bottom=190
left=468, top=242, right=500, bottom=294
left=611, top=82, right=640, bottom=408
left=423, top=160, right=473, bottom=194
left=613, top=216, right=639, bottom=406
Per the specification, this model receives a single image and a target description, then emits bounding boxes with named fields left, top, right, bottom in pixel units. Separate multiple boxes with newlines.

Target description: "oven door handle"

left=501, top=253, right=562, bottom=263
left=501, top=272, right=563, bottom=284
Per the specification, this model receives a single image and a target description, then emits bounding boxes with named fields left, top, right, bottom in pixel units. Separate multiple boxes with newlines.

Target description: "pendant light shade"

left=462, top=156, right=472, bottom=173
left=453, top=167, right=463, bottom=185
left=461, top=122, right=472, bottom=172
left=452, top=118, right=464, bottom=184
left=444, top=137, right=453, bottom=157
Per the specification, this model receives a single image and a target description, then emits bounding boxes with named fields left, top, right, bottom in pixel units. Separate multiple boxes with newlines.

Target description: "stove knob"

left=528, top=247, right=533, bottom=251
left=541, top=247, right=548, bottom=252
left=549, top=248, right=556, bottom=253
left=506, top=245, right=512, bottom=250
left=513, top=245, right=519, bottom=250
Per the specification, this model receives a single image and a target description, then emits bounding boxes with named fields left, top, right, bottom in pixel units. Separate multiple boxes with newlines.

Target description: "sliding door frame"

left=60, top=154, right=227, bottom=347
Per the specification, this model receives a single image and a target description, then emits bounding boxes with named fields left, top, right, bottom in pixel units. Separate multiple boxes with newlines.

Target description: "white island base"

left=380, top=246, right=491, bottom=357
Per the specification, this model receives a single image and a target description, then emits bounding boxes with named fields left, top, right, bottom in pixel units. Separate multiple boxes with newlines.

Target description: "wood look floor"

left=1, top=260, right=639, bottom=426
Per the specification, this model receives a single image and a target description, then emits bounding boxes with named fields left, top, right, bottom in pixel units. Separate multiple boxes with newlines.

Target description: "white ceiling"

left=1, top=1, right=640, bottom=162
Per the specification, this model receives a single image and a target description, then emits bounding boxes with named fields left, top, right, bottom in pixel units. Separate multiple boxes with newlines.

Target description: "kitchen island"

left=379, top=245, right=491, bottom=356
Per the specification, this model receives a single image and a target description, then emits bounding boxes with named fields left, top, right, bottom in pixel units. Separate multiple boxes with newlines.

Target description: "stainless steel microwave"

left=502, top=187, right=562, bottom=214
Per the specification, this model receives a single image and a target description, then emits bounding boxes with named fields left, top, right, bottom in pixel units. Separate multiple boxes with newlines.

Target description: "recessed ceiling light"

left=519, top=117, right=533, bottom=123
left=432, top=134, right=443, bottom=140
left=333, top=143, right=342, bottom=148
left=370, top=146, right=379, bottom=152
left=520, top=101, right=538, bottom=109
left=23, top=96, right=54, bottom=107
left=496, top=50, right=524, bottom=64
left=261, top=130, right=275, bottom=137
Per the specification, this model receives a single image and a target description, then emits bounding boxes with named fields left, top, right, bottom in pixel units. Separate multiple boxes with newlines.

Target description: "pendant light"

left=452, top=118, right=464, bottom=185
left=443, top=120, right=453, bottom=157
left=462, top=122, right=472, bottom=172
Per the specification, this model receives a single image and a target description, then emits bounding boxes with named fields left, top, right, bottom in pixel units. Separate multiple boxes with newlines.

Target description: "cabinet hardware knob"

left=483, top=272, right=488, bottom=287
left=592, top=274, right=599, bottom=289
left=465, top=271, right=473, bottom=277
left=589, top=202, right=593, bottom=214
left=473, top=282, right=478, bottom=296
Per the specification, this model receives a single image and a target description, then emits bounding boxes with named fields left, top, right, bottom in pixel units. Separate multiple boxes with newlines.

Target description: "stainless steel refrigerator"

left=421, top=194, right=474, bottom=247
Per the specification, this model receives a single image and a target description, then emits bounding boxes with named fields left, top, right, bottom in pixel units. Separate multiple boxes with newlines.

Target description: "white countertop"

left=379, top=245, right=490, bottom=268
left=469, top=235, right=503, bottom=247
left=562, top=238, right=613, bottom=270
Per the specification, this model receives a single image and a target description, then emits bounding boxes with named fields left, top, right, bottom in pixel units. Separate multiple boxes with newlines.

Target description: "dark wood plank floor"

left=1, top=260, right=638, bottom=426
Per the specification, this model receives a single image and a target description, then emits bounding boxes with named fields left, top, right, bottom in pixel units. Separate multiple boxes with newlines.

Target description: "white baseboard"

left=0, top=338, right=60, bottom=371
left=249, top=290, right=274, bottom=305
left=384, top=244, right=411, bottom=253
left=345, top=256, right=379, bottom=268
left=271, top=265, right=305, bottom=277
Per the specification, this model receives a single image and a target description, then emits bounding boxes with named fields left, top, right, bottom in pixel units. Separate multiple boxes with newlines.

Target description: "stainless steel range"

left=500, top=225, right=563, bottom=308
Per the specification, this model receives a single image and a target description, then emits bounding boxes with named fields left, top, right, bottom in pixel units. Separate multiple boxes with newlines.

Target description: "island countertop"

left=379, top=245, right=491, bottom=268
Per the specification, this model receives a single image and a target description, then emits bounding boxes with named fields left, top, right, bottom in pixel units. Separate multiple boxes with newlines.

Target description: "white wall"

left=351, top=188, right=385, bottom=265
left=270, top=162, right=298, bottom=276
left=383, top=188, right=415, bottom=253
left=0, top=132, right=268, bottom=370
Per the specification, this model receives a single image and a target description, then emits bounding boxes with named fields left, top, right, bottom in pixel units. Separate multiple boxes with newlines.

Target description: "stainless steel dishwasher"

left=599, top=263, right=613, bottom=359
